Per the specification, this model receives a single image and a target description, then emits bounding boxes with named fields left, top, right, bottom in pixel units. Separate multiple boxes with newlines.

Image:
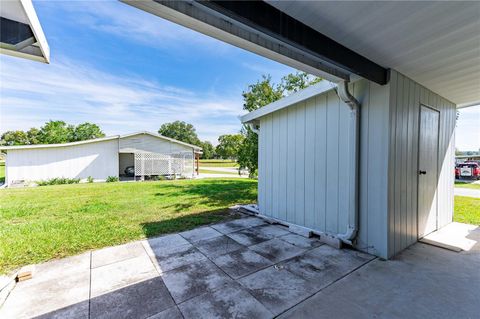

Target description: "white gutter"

left=336, top=81, right=361, bottom=245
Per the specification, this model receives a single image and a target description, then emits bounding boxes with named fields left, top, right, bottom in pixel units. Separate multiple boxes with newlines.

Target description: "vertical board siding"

left=258, top=80, right=391, bottom=258
left=6, top=140, right=119, bottom=185
left=387, top=70, right=456, bottom=257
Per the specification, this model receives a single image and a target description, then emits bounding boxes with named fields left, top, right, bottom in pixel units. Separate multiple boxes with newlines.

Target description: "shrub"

left=36, top=177, right=80, bottom=186
left=87, top=176, right=94, bottom=183
left=106, top=176, right=119, bottom=183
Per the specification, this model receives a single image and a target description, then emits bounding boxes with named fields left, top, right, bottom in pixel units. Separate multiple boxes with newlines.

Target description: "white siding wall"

left=258, top=80, right=390, bottom=254
left=119, top=134, right=193, bottom=154
left=386, top=70, right=456, bottom=258
left=6, top=139, right=118, bottom=185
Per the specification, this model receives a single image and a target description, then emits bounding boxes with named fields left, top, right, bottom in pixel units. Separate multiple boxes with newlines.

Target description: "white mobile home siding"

left=258, top=80, right=391, bottom=257
left=5, top=139, right=118, bottom=185
left=386, top=70, right=456, bottom=258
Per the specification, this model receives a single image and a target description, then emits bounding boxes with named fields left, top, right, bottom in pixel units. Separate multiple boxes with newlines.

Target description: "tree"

left=0, top=130, right=29, bottom=146
left=26, top=128, right=40, bottom=145
left=158, top=121, right=201, bottom=146
left=38, top=120, right=75, bottom=144
left=73, top=123, right=105, bottom=141
left=216, top=134, right=244, bottom=159
left=238, top=72, right=321, bottom=177
left=199, top=141, right=215, bottom=159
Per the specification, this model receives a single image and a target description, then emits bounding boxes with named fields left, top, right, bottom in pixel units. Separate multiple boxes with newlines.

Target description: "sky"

left=0, top=0, right=478, bottom=150
left=0, top=0, right=293, bottom=144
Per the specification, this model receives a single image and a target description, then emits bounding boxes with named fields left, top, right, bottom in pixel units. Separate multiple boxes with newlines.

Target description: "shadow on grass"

left=141, top=208, right=241, bottom=238
left=153, top=179, right=256, bottom=212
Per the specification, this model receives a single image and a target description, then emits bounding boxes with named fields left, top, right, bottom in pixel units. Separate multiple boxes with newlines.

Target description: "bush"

left=106, top=176, right=119, bottom=183
left=87, top=176, right=94, bottom=183
left=36, top=177, right=80, bottom=186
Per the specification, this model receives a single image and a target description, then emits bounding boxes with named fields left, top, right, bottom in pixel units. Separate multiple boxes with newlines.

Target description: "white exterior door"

left=418, top=105, right=440, bottom=238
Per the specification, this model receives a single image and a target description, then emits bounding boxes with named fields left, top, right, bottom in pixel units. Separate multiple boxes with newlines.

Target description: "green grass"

left=0, top=162, right=4, bottom=184
left=199, top=159, right=238, bottom=167
left=199, top=169, right=239, bottom=175
left=455, top=181, right=480, bottom=190
left=0, top=178, right=257, bottom=273
left=454, top=196, right=480, bottom=225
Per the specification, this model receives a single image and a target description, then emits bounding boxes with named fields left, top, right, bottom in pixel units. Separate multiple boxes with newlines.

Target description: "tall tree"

left=158, top=121, right=201, bottom=146
left=199, top=141, right=215, bottom=159
left=26, top=128, right=40, bottom=145
left=238, top=72, right=321, bottom=177
left=216, top=134, right=244, bottom=159
left=38, top=120, right=75, bottom=144
left=73, top=123, right=105, bottom=141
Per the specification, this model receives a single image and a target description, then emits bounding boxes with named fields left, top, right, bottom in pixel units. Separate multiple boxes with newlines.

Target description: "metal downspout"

left=336, top=81, right=361, bottom=245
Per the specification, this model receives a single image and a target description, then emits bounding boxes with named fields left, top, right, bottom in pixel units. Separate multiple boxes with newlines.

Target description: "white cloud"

left=0, top=55, right=245, bottom=143
left=39, top=0, right=231, bottom=54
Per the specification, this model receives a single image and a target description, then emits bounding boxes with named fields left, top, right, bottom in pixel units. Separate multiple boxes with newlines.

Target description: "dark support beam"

left=198, top=1, right=388, bottom=85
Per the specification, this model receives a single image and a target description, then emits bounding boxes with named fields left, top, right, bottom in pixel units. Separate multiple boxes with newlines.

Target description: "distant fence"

left=134, top=151, right=194, bottom=178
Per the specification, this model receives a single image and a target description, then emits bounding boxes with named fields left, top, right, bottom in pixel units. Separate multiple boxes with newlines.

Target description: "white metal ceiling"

left=268, top=1, right=480, bottom=107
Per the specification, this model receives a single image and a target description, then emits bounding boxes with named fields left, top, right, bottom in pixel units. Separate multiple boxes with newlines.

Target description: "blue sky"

left=0, top=0, right=293, bottom=144
left=0, top=0, right=478, bottom=150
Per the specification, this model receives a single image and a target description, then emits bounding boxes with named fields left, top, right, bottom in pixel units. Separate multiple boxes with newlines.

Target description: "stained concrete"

left=211, top=247, right=272, bottom=279
left=238, top=265, right=316, bottom=315
left=161, top=259, right=233, bottom=303
left=194, top=235, right=245, bottom=258
left=2, top=214, right=478, bottom=319
left=179, top=282, right=273, bottom=319
left=179, top=226, right=222, bottom=243
left=211, top=217, right=266, bottom=234
left=249, top=238, right=307, bottom=263
left=90, top=277, right=174, bottom=319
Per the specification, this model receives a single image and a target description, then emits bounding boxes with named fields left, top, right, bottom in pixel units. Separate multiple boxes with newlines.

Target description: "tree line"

left=1, top=72, right=321, bottom=177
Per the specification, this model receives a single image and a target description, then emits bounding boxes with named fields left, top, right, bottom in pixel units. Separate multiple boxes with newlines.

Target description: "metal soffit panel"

left=268, top=0, right=480, bottom=107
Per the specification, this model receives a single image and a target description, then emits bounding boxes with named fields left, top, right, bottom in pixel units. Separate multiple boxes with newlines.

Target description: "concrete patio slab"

left=279, top=233, right=323, bottom=249
left=249, top=238, right=306, bottom=263
left=149, top=306, right=183, bottom=319
left=91, top=242, right=145, bottom=268
left=226, top=226, right=273, bottom=246
left=252, top=224, right=291, bottom=238
left=90, top=277, right=174, bottom=319
left=90, top=254, right=157, bottom=297
left=143, top=233, right=190, bottom=251
left=280, top=245, right=374, bottom=290
left=194, top=235, right=245, bottom=258
left=4, top=213, right=476, bottom=319
left=420, top=222, right=479, bottom=252
left=280, top=240, right=480, bottom=319
left=161, top=259, right=233, bottom=303
left=239, top=265, right=316, bottom=315
left=179, top=226, right=223, bottom=243
left=0, top=268, right=90, bottom=319
left=146, top=242, right=207, bottom=273
left=178, top=282, right=273, bottom=319
left=211, top=247, right=273, bottom=279
left=211, top=217, right=266, bottom=234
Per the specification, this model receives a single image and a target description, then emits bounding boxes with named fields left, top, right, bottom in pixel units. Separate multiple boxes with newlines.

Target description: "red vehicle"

left=456, top=162, right=480, bottom=180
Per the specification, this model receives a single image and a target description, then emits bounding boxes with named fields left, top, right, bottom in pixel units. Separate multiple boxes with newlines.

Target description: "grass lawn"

left=0, top=161, right=4, bottom=184
left=0, top=178, right=257, bottom=274
left=455, top=181, right=480, bottom=190
left=199, top=169, right=239, bottom=175
left=199, top=159, right=238, bottom=167
left=454, top=195, right=480, bottom=225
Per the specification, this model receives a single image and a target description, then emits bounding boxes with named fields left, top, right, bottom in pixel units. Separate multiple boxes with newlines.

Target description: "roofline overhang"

left=0, top=0, right=50, bottom=63
left=121, top=0, right=388, bottom=85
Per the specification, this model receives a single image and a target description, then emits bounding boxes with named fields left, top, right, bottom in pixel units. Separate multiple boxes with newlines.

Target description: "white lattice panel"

left=134, top=151, right=193, bottom=177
